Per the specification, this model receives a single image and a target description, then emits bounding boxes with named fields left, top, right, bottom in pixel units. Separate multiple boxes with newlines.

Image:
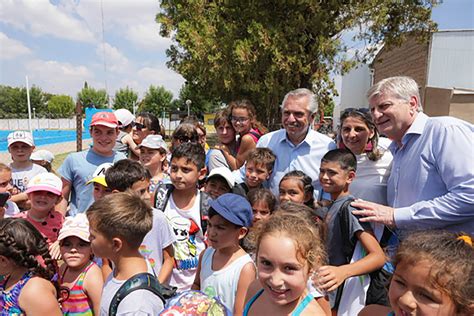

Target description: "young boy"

left=151, top=142, right=209, bottom=291
left=234, top=148, right=275, bottom=196
left=86, top=163, right=113, bottom=201
left=192, top=193, right=255, bottom=315
left=316, top=148, right=385, bottom=314
left=105, top=159, right=176, bottom=284
left=7, top=131, right=47, bottom=210
left=86, top=192, right=164, bottom=315
left=58, top=112, right=126, bottom=216
left=31, top=149, right=55, bottom=172
left=203, top=167, right=234, bottom=199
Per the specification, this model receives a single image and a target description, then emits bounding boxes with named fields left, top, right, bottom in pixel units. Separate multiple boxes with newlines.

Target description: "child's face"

left=93, top=182, right=112, bottom=201
left=88, top=223, right=114, bottom=259
left=8, top=142, right=34, bottom=163
left=257, top=233, right=310, bottom=306
left=318, top=161, right=354, bottom=194
left=170, top=157, right=206, bottom=191
left=0, top=170, right=13, bottom=194
left=245, top=161, right=270, bottom=189
left=216, top=121, right=235, bottom=145
left=28, top=191, right=61, bottom=214
left=204, top=177, right=231, bottom=200
left=90, top=125, right=119, bottom=155
left=60, top=236, right=92, bottom=269
left=231, top=108, right=251, bottom=134
left=139, top=147, right=165, bottom=168
left=389, top=259, right=457, bottom=316
left=279, top=178, right=309, bottom=204
left=252, top=200, right=271, bottom=224
left=131, top=179, right=151, bottom=202
left=207, top=214, right=245, bottom=250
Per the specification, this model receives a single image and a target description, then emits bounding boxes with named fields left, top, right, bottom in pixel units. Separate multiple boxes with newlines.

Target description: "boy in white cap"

left=58, top=112, right=126, bottom=216
left=113, top=108, right=140, bottom=157
left=7, top=131, right=47, bottom=210
left=31, top=149, right=55, bottom=172
left=204, top=167, right=234, bottom=199
left=86, top=162, right=113, bottom=201
left=138, top=134, right=169, bottom=193
left=14, top=172, right=64, bottom=245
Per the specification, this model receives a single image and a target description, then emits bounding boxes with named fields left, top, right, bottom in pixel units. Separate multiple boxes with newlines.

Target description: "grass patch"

left=52, top=152, right=71, bottom=171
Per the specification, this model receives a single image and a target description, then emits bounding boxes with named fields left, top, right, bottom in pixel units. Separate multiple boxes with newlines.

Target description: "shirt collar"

left=389, top=112, right=429, bottom=152
left=281, top=127, right=312, bottom=148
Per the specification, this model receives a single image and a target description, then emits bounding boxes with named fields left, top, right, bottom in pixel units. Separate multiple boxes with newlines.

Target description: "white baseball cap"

left=86, top=162, right=113, bottom=187
left=207, top=167, right=235, bottom=189
left=114, top=108, right=135, bottom=127
left=7, top=131, right=34, bottom=147
left=58, top=214, right=90, bottom=242
left=31, top=149, right=55, bottom=163
left=137, top=135, right=168, bottom=151
left=25, top=173, right=62, bottom=196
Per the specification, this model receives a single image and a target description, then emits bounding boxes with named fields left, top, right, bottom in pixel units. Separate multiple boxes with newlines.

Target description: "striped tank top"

left=60, top=261, right=96, bottom=316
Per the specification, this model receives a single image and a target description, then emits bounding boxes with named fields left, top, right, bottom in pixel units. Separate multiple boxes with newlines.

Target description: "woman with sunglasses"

left=338, top=107, right=393, bottom=206
left=131, top=112, right=161, bottom=160
left=217, top=100, right=268, bottom=170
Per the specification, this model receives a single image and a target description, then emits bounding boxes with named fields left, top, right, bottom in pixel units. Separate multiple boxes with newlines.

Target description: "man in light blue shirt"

left=255, top=88, right=336, bottom=199
left=353, top=76, right=474, bottom=234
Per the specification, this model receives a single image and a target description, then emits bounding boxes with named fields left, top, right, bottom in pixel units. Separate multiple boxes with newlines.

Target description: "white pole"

left=26, top=76, right=33, bottom=134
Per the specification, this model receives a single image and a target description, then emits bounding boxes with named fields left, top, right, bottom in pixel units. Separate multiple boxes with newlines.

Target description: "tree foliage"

left=139, top=85, right=173, bottom=116
left=77, top=84, right=108, bottom=109
left=113, top=87, right=139, bottom=112
left=157, top=1, right=436, bottom=128
left=176, top=82, right=222, bottom=116
left=0, top=85, right=47, bottom=118
left=47, top=95, right=75, bottom=117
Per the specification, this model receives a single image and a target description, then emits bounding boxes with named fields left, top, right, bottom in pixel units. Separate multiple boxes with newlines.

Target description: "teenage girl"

left=278, top=171, right=315, bottom=208
left=0, top=217, right=62, bottom=315
left=58, top=214, right=103, bottom=315
left=359, top=231, right=474, bottom=316
left=219, top=100, right=267, bottom=170
left=138, top=134, right=169, bottom=193
left=243, top=213, right=327, bottom=316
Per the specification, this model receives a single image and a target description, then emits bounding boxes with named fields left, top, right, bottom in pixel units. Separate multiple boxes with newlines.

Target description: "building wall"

left=372, top=36, right=430, bottom=90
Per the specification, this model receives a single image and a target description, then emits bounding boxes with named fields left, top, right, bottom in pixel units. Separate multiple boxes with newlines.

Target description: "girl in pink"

left=218, top=100, right=267, bottom=170
left=58, top=214, right=103, bottom=315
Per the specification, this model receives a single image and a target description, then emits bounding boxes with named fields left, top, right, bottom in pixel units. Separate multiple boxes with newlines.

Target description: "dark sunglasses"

left=132, top=122, right=147, bottom=130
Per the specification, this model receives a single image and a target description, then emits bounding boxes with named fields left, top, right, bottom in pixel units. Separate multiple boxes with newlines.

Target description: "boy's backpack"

left=335, top=197, right=392, bottom=308
left=153, top=183, right=211, bottom=234
left=109, top=273, right=177, bottom=316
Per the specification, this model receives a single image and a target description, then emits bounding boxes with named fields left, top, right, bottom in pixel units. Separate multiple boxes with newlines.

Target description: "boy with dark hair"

left=87, top=192, right=164, bottom=315
left=104, top=159, right=176, bottom=284
left=58, top=112, right=126, bottom=216
left=152, top=142, right=210, bottom=291
left=316, top=148, right=385, bottom=315
left=203, top=167, right=234, bottom=199
left=234, top=147, right=276, bottom=196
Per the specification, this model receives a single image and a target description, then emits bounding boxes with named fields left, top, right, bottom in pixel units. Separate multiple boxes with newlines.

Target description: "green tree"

left=77, top=84, right=108, bottom=109
left=176, top=82, right=222, bottom=116
left=157, top=1, right=436, bottom=128
left=139, top=85, right=173, bottom=116
left=47, top=95, right=75, bottom=117
left=113, top=87, right=139, bottom=112
left=0, top=85, right=46, bottom=118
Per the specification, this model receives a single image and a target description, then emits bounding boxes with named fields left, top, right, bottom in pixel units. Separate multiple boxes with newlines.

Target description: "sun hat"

left=206, top=167, right=235, bottom=189
left=90, top=111, right=118, bottom=128
left=137, top=135, right=168, bottom=151
left=114, top=108, right=135, bottom=127
left=30, top=149, right=55, bottom=163
left=209, top=193, right=253, bottom=227
left=86, top=162, right=113, bottom=187
left=7, top=131, right=34, bottom=147
left=58, top=213, right=90, bottom=242
left=25, top=172, right=62, bottom=196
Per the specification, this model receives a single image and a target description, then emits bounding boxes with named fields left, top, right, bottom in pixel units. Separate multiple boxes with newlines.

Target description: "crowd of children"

left=1, top=107, right=472, bottom=316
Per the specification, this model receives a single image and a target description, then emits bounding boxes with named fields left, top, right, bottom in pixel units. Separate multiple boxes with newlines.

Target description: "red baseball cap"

left=90, top=112, right=118, bottom=128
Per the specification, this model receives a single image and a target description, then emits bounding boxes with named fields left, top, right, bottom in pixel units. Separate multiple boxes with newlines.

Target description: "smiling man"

left=255, top=88, right=336, bottom=198
left=58, top=112, right=126, bottom=216
left=352, top=76, right=474, bottom=234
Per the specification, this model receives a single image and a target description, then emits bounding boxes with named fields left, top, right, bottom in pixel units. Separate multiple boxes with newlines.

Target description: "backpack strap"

left=339, top=197, right=357, bottom=263
left=108, top=273, right=176, bottom=316
left=154, top=183, right=173, bottom=212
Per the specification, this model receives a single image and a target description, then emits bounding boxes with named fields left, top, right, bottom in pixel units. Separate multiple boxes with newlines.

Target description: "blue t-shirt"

left=58, top=149, right=126, bottom=215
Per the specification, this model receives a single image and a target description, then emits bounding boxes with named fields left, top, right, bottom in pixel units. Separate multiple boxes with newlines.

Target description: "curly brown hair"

left=229, top=99, right=268, bottom=135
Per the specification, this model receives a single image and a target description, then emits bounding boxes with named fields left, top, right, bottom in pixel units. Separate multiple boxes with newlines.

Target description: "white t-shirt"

left=4, top=200, right=20, bottom=217
left=10, top=163, right=47, bottom=192
left=140, top=208, right=176, bottom=277
left=200, top=247, right=253, bottom=311
left=100, top=261, right=164, bottom=316
left=164, top=191, right=206, bottom=291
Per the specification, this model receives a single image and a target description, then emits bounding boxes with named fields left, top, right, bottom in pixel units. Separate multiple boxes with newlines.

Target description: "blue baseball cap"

left=210, top=193, right=253, bottom=227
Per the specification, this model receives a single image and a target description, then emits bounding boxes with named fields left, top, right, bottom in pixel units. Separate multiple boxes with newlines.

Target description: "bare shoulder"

left=358, top=304, right=392, bottom=316
left=83, top=263, right=104, bottom=286
left=19, top=276, right=62, bottom=316
left=244, top=279, right=261, bottom=303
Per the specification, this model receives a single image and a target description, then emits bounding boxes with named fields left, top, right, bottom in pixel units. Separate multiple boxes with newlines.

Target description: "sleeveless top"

left=236, top=128, right=262, bottom=153
left=60, top=261, right=96, bottom=316
left=0, top=271, right=33, bottom=316
left=243, top=289, right=314, bottom=316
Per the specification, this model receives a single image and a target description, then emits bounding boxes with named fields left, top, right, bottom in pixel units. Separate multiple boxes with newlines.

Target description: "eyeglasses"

left=132, top=122, right=147, bottom=131
left=231, top=116, right=250, bottom=123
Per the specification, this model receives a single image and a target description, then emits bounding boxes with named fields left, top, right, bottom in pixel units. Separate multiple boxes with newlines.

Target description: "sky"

left=0, top=0, right=473, bottom=102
